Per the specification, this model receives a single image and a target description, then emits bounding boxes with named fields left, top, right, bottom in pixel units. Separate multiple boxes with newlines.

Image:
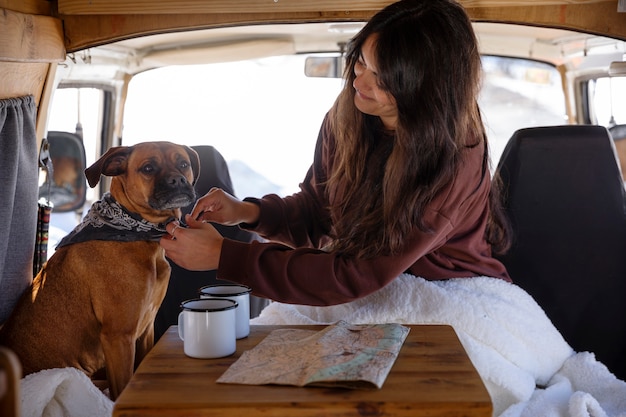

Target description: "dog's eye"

left=179, top=161, right=190, bottom=170
left=141, top=164, right=155, bottom=174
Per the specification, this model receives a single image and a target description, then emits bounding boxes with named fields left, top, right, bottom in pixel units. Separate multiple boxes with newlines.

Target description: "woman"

left=161, top=0, right=511, bottom=306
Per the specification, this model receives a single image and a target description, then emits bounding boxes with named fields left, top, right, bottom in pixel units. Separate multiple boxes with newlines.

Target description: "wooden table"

left=113, top=324, right=492, bottom=417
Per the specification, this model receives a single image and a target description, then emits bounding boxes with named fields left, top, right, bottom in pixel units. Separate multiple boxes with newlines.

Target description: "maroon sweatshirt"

left=218, top=118, right=510, bottom=306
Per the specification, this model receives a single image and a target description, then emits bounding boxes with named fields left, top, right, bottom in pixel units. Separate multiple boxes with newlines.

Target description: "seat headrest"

left=495, top=125, right=626, bottom=228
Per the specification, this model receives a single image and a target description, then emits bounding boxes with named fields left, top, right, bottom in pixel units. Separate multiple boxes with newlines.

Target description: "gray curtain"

left=0, top=96, right=38, bottom=323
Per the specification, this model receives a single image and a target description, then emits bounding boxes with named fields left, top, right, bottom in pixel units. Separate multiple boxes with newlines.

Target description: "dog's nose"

left=167, top=174, right=189, bottom=187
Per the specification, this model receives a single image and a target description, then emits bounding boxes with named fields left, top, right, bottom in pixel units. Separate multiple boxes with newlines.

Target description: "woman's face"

left=353, top=34, right=398, bottom=131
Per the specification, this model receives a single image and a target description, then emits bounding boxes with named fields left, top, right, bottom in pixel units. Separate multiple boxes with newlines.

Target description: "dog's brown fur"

left=0, top=141, right=199, bottom=400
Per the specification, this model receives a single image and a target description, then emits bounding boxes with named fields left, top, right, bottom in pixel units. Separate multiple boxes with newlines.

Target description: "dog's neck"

left=56, top=193, right=176, bottom=249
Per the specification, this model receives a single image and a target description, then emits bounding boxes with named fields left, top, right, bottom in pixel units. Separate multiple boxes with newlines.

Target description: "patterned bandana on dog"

left=57, top=193, right=175, bottom=248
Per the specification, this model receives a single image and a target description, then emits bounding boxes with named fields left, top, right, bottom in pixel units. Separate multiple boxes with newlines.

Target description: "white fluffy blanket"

left=251, top=274, right=626, bottom=417
left=21, top=367, right=113, bottom=417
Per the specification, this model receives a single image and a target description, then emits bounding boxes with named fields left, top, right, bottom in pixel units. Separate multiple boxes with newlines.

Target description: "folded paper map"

left=217, top=321, right=410, bottom=389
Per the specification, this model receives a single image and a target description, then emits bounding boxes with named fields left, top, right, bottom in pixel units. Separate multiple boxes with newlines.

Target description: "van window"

left=44, top=87, right=106, bottom=254
left=587, top=76, right=626, bottom=127
left=47, top=87, right=103, bottom=168
left=120, top=55, right=566, bottom=197
left=122, top=55, right=342, bottom=198
left=480, top=56, right=566, bottom=168
left=47, top=87, right=106, bottom=204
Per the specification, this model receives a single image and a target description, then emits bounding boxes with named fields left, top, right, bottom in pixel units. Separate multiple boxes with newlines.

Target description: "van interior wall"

left=55, top=0, right=626, bottom=53
left=0, top=5, right=65, bottom=323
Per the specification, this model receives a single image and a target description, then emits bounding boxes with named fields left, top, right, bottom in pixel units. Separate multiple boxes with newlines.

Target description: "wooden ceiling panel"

left=0, top=8, right=65, bottom=62
left=57, top=0, right=610, bottom=15
left=56, top=0, right=626, bottom=52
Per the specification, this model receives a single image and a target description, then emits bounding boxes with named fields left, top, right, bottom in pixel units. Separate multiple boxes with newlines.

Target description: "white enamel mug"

left=177, top=298, right=237, bottom=359
left=199, top=284, right=252, bottom=339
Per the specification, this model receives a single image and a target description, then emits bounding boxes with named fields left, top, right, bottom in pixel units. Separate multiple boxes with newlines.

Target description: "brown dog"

left=0, top=141, right=199, bottom=400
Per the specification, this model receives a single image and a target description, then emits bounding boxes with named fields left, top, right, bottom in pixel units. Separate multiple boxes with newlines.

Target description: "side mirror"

left=38, top=131, right=87, bottom=213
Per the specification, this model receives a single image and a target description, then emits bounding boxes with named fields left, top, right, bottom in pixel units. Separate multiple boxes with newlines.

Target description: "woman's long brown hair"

left=327, top=0, right=510, bottom=258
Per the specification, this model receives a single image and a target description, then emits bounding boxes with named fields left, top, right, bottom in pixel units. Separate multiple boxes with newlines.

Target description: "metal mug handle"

left=177, top=312, right=184, bottom=340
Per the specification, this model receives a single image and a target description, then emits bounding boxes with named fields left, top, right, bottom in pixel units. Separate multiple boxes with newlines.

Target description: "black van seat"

left=154, top=145, right=269, bottom=341
left=493, top=125, right=626, bottom=380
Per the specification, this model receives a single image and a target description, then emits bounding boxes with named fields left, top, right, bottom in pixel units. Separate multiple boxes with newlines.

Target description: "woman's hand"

left=190, top=187, right=260, bottom=226
left=160, top=217, right=224, bottom=271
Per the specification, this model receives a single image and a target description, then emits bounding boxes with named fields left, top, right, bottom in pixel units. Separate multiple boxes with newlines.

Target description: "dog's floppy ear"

left=183, top=145, right=201, bottom=186
left=85, top=146, right=133, bottom=188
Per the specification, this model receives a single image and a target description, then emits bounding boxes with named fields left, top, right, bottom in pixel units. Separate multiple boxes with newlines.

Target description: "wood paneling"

left=58, top=1, right=626, bottom=52
left=467, top=1, right=626, bottom=39
left=0, top=62, right=49, bottom=103
left=0, top=7, right=64, bottom=141
left=60, top=11, right=374, bottom=52
left=0, top=9, right=65, bottom=62
left=0, top=347, right=22, bottom=417
left=0, top=0, right=51, bottom=15
left=57, top=0, right=610, bottom=15
left=35, top=62, right=58, bottom=143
